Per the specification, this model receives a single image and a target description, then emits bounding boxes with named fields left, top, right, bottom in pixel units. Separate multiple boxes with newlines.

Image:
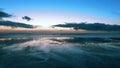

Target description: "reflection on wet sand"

left=0, top=38, right=33, bottom=46
left=0, top=37, right=120, bottom=68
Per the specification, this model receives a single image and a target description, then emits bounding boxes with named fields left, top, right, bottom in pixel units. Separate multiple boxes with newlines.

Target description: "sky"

left=0, top=0, right=120, bottom=26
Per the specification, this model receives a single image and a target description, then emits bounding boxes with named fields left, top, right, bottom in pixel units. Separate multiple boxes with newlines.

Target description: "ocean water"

left=0, top=33, right=120, bottom=68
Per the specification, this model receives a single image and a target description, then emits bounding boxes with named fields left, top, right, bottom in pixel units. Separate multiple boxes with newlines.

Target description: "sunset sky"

left=0, top=0, right=120, bottom=26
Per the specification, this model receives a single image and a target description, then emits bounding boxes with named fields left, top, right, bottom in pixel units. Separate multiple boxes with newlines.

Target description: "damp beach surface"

left=0, top=33, right=120, bottom=68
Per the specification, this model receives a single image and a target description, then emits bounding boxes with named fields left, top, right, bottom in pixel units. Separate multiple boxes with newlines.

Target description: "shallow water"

left=0, top=34, right=120, bottom=68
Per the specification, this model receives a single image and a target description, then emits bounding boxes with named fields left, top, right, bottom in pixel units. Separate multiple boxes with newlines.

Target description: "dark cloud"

left=0, top=21, right=33, bottom=28
left=0, top=10, right=12, bottom=20
left=53, top=22, right=120, bottom=31
left=22, top=16, right=32, bottom=21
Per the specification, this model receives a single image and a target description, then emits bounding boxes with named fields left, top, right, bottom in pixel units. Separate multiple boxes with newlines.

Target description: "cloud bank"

left=0, top=21, right=33, bottom=28
left=54, top=22, right=120, bottom=31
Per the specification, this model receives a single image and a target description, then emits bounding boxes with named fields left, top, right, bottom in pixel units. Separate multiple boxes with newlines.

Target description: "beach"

left=0, top=32, right=120, bottom=68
